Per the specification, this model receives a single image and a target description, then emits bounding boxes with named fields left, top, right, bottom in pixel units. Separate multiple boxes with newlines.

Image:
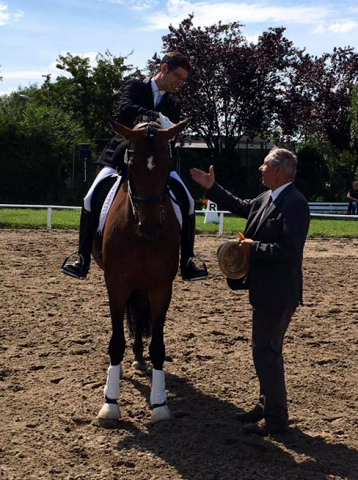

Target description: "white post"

left=47, top=207, right=52, bottom=230
left=219, top=212, right=224, bottom=236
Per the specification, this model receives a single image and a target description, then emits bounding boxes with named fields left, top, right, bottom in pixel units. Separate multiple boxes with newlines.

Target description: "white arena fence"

left=0, top=203, right=357, bottom=235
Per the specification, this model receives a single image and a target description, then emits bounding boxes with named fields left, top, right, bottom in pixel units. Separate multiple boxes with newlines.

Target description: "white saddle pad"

left=97, top=179, right=182, bottom=234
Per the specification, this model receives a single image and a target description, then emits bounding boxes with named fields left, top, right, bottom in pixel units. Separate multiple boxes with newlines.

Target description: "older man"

left=190, top=148, right=310, bottom=435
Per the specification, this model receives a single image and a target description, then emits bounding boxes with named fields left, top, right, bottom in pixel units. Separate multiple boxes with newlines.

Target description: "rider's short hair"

left=161, top=52, right=192, bottom=74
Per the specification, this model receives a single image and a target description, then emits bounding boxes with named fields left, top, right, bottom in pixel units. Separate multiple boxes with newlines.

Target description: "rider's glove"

left=158, top=112, right=174, bottom=129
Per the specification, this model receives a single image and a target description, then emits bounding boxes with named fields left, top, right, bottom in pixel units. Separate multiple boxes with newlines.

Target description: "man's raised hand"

left=190, top=165, right=215, bottom=190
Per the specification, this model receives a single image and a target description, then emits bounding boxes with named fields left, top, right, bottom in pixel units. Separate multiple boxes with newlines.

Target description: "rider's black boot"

left=61, top=208, right=94, bottom=279
left=180, top=213, right=208, bottom=281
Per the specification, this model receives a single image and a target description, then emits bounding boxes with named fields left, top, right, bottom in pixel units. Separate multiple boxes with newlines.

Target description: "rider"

left=61, top=51, right=208, bottom=282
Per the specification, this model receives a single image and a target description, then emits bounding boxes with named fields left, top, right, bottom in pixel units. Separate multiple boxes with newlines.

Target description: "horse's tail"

left=126, top=290, right=151, bottom=339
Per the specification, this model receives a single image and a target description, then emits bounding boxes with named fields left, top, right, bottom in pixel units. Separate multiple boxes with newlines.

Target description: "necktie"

left=153, top=90, right=164, bottom=107
left=260, top=196, right=272, bottom=222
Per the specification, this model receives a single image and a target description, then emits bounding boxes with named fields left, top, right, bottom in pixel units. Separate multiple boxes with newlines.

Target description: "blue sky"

left=1, top=0, right=358, bottom=96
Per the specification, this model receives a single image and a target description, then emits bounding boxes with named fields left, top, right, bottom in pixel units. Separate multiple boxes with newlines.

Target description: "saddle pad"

left=98, top=175, right=121, bottom=234
left=97, top=180, right=182, bottom=234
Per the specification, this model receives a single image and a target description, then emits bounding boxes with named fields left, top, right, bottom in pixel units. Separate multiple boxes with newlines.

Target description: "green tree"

left=285, top=47, right=358, bottom=151
left=150, top=16, right=304, bottom=154
left=0, top=93, right=82, bottom=203
left=296, top=140, right=330, bottom=200
left=328, top=149, right=357, bottom=200
left=296, top=135, right=356, bottom=200
left=39, top=51, right=138, bottom=140
left=349, top=85, right=358, bottom=175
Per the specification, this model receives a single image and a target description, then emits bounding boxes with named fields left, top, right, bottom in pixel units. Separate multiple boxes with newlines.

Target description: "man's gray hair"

left=267, top=147, right=297, bottom=178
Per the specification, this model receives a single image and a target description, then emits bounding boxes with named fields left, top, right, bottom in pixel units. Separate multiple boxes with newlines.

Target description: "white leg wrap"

left=150, top=368, right=167, bottom=406
left=103, top=364, right=121, bottom=400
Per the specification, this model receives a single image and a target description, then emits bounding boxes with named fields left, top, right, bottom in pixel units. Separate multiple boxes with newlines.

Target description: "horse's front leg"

left=97, top=300, right=126, bottom=429
left=148, top=285, right=173, bottom=424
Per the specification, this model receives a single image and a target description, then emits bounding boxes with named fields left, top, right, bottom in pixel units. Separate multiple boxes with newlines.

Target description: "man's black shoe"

left=235, top=404, right=264, bottom=423
left=61, top=255, right=89, bottom=279
left=243, top=419, right=288, bottom=436
left=181, top=258, right=208, bottom=281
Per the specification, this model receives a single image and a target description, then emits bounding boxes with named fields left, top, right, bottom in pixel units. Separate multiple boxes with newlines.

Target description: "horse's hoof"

left=97, top=403, right=120, bottom=429
left=132, top=360, right=147, bottom=372
left=151, top=405, right=172, bottom=424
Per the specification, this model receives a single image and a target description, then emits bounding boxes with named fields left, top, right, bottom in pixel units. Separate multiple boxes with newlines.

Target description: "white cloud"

left=1, top=51, right=118, bottom=89
left=140, top=1, right=331, bottom=31
left=132, top=0, right=159, bottom=11
left=99, top=0, right=158, bottom=9
left=0, top=3, right=23, bottom=26
left=2, top=70, right=46, bottom=80
left=312, top=24, right=326, bottom=34
left=328, top=20, right=357, bottom=34
left=245, top=33, right=259, bottom=44
left=50, top=51, right=100, bottom=70
left=13, top=10, right=24, bottom=21
left=2, top=52, right=98, bottom=82
left=0, top=3, right=10, bottom=25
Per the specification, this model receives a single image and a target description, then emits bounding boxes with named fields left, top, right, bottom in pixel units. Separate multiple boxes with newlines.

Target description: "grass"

left=0, top=207, right=357, bottom=237
left=196, top=213, right=358, bottom=238
left=0, top=208, right=81, bottom=229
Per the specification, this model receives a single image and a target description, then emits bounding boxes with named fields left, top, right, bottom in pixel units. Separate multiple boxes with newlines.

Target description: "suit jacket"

left=97, top=78, right=181, bottom=168
left=207, top=182, right=310, bottom=310
left=117, top=77, right=181, bottom=127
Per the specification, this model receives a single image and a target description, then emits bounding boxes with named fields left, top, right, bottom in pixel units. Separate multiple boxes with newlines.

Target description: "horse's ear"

left=157, top=117, right=191, bottom=141
left=109, top=119, right=134, bottom=140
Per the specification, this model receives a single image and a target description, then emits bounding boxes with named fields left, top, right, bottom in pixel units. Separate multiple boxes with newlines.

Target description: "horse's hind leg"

left=97, top=301, right=126, bottom=429
left=127, top=290, right=150, bottom=372
left=132, top=327, right=147, bottom=372
left=148, top=286, right=173, bottom=424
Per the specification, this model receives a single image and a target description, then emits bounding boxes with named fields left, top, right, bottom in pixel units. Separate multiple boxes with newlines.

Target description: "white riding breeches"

left=169, top=171, right=195, bottom=215
left=84, top=166, right=117, bottom=212
left=83, top=166, right=194, bottom=216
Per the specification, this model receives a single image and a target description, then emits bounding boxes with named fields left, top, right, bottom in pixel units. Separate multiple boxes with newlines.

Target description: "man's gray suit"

left=207, top=182, right=310, bottom=427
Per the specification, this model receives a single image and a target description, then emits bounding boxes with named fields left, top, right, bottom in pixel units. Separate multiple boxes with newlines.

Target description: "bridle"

left=126, top=122, right=170, bottom=225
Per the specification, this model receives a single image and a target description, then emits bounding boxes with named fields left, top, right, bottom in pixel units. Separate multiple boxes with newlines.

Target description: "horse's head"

left=110, top=117, right=190, bottom=237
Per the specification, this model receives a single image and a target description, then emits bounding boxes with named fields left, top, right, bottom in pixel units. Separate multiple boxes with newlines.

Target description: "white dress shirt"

left=151, top=78, right=165, bottom=107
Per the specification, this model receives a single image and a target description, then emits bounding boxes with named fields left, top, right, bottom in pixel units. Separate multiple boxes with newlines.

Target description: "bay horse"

left=94, top=117, right=190, bottom=428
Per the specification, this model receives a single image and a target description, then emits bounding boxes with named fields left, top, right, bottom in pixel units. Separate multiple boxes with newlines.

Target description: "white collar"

left=270, top=182, right=292, bottom=202
left=151, top=78, right=165, bottom=96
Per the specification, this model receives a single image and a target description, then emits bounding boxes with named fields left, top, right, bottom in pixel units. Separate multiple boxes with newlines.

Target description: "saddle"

left=91, top=173, right=188, bottom=241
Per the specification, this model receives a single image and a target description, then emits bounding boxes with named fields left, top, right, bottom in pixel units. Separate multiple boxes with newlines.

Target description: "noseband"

left=126, top=122, right=170, bottom=225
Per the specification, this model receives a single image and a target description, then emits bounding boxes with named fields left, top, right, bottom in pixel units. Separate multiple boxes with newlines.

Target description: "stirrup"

left=182, top=254, right=208, bottom=281
left=60, top=252, right=88, bottom=279
left=187, top=254, right=208, bottom=273
left=60, top=251, right=79, bottom=270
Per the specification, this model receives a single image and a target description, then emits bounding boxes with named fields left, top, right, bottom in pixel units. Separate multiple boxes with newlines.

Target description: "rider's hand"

left=158, top=112, right=174, bottom=129
left=190, top=165, right=215, bottom=190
